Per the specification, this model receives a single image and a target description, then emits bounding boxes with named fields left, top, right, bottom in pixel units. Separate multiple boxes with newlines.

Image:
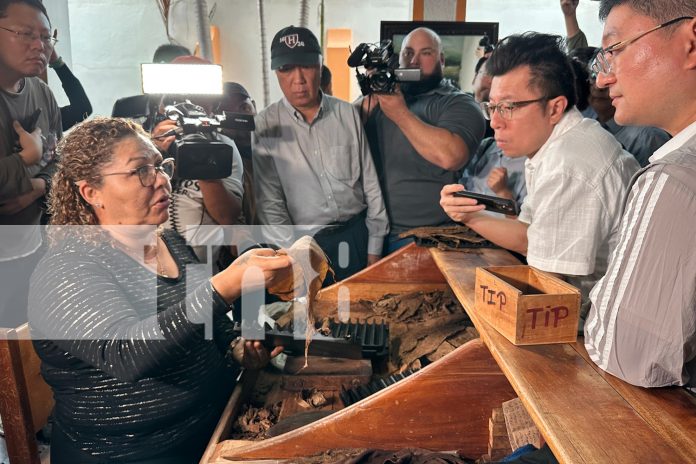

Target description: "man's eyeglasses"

left=480, top=97, right=548, bottom=121
left=95, top=158, right=175, bottom=187
left=0, top=25, right=58, bottom=47
left=591, top=16, right=693, bottom=76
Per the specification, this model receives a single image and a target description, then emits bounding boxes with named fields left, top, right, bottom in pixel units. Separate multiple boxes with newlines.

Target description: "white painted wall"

left=43, top=0, right=71, bottom=107
left=467, top=0, right=603, bottom=47
left=42, top=0, right=605, bottom=117
left=168, top=0, right=412, bottom=107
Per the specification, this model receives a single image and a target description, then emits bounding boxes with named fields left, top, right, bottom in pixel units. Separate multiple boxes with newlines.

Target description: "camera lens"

left=370, top=71, right=393, bottom=93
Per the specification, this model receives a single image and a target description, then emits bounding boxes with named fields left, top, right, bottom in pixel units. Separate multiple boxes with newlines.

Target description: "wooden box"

left=474, top=266, right=580, bottom=345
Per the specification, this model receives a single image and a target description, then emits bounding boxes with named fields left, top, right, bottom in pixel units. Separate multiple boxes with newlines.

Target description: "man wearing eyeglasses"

left=584, top=1, right=696, bottom=390
left=440, top=32, right=639, bottom=322
left=0, top=0, right=62, bottom=326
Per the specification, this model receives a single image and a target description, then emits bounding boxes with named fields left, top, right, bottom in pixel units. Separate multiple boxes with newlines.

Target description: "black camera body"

left=347, top=40, right=420, bottom=95
left=159, top=101, right=254, bottom=180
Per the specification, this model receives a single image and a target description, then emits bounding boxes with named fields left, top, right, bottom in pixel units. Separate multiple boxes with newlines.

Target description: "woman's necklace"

left=141, top=237, right=169, bottom=278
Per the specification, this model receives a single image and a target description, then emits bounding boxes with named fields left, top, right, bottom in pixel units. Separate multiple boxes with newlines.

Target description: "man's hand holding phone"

left=440, top=183, right=520, bottom=224
left=439, top=184, right=486, bottom=224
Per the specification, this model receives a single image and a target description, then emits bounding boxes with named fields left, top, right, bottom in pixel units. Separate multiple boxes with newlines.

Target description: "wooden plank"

left=0, top=327, right=41, bottom=464
left=456, top=0, right=467, bottom=21
left=412, top=0, right=424, bottom=20
left=339, top=242, right=446, bottom=284
left=199, top=370, right=259, bottom=464
left=208, top=339, right=516, bottom=462
left=431, top=248, right=693, bottom=463
left=14, top=324, right=53, bottom=433
left=571, top=340, right=696, bottom=463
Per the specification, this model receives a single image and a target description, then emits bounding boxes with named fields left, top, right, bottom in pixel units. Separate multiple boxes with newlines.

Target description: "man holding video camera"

left=359, top=27, right=486, bottom=253
left=151, top=56, right=243, bottom=265
left=253, top=25, right=388, bottom=281
left=0, top=0, right=62, bottom=326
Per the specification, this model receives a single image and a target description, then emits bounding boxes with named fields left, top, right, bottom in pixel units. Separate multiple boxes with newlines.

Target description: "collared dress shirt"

left=253, top=93, right=388, bottom=255
left=518, top=108, right=639, bottom=315
left=585, top=120, right=696, bottom=389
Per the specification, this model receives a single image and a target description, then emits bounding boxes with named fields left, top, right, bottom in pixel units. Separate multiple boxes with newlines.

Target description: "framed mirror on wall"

left=381, top=21, right=499, bottom=93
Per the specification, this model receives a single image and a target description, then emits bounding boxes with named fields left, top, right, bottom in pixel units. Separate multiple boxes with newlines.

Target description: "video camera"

left=155, top=101, right=254, bottom=180
left=347, top=40, right=420, bottom=95
left=141, top=63, right=254, bottom=180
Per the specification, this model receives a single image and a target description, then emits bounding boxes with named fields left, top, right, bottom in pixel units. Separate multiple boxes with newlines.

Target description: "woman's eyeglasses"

left=96, top=158, right=175, bottom=187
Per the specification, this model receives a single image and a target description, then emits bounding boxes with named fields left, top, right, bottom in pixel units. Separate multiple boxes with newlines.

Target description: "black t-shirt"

left=365, top=80, right=485, bottom=234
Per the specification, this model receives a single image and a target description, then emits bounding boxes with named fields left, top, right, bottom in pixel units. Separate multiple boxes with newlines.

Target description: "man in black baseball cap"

left=270, top=25, right=322, bottom=70
left=253, top=25, right=389, bottom=281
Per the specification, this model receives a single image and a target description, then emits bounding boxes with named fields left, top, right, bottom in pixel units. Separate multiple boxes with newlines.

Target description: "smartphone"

left=21, top=108, right=42, bottom=132
left=453, top=190, right=520, bottom=216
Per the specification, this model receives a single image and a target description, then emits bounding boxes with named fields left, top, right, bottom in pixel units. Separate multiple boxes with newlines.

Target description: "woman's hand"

left=210, top=248, right=303, bottom=303
left=231, top=338, right=283, bottom=370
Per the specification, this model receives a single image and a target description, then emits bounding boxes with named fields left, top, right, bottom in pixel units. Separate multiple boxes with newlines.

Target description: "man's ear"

left=76, top=181, right=103, bottom=209
left=440, top=52, right=446, bottom=67
left=685, top=17, right=696, bottom=70
left=548, top=96, right=568, bottom=124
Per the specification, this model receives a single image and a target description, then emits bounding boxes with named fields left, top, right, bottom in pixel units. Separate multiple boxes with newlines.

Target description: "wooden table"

left=202, top=245, right=696, bottom=463
left=431, top=248, right=696, bottom=464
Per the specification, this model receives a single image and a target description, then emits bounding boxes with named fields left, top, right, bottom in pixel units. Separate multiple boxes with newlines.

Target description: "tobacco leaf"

left=362, top=290, right=474, bottom=372
left=280, top=236, right=333, bottom=368
left=297, top=388, right=329, bottom=409
left=398, top=225, right=495, bottom=251
left=392, top=314, right=471, bottom=371
left=231, top=402, right=282, bottom=440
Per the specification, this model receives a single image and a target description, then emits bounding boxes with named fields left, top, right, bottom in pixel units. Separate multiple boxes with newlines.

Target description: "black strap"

left=0, top=88, right=15, bottom=156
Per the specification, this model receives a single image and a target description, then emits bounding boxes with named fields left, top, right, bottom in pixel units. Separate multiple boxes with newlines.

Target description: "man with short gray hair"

left=584, top=0, right=696, bottom=389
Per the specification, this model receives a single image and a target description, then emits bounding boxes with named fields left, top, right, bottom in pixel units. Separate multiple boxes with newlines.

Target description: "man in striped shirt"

left=584, top=0, right=696, bottom=389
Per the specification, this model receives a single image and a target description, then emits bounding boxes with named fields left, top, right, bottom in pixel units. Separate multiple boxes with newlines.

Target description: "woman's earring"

left=94, top=202, right=102, bottom=209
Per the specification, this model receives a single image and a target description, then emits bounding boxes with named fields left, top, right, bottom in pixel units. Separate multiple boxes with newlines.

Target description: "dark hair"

left=487, top=32, right=576, bottom=111
left=321, top=65, right=332, bottom=88
left=0, top=0, right=49, bottom=23
left=569, top=58, right=590, bottom=111
left=478, top=33, right=495, bottom=54
left=568, top=46, right=599, bottom=67
left=474, top=56, right=489, bottom=75
left=599, top=0, right=696, bottom=23
left=152, top=44, right=191, bottom=63
left=223, top=82, right=251, bottom=100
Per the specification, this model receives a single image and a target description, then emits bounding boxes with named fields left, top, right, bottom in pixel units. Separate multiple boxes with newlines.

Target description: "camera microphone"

left=347, top=43, right=369, bottom=67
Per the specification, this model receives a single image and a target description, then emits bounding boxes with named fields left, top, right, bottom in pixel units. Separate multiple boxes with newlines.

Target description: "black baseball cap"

left=271, top=25, right=322, bottom=70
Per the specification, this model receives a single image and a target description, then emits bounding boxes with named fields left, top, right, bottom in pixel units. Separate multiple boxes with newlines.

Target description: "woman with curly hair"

left=28, top=117, right=293, bottom=463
